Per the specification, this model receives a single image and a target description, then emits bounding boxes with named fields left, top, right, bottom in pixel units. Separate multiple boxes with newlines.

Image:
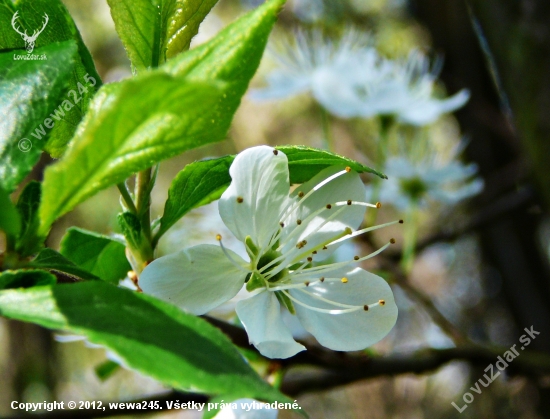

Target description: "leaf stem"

left=117, top=183, right=138, bottom=214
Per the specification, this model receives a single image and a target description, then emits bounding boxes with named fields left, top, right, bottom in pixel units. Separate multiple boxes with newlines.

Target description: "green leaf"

left=0, top=41, right=76, bottom=192
left=29, top=248, right=99, bottom=281
left=0, top=0, right=102, bottom=157
left=0, top=269, right=56, bottom=290
left=156, top=157, right=232, bottom=242
left=39, top=0, right=285, bottom=234
left=94, top=360, right=121, bottom=381
left=156, top=145, right=384, bottom=240
left=164, top=0, right=286, bottom=149
left=60, top=227, right=131, bottom=284
left=277, top=145, right=387, bottom=183
left=107, top=0, right=219, bottom=70
left=38, top=74, right=222, bottom=235
left=0, top=185, right=20, bottom=238
left=0, top=282, right=291, bottom=402
left=15, top=181, right=43, bottom=256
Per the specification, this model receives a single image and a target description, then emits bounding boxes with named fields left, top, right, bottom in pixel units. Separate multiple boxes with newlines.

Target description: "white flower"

left=253, top=30, right=469, bottom=125
left=314, top=51, right=470, bottom=125
left=250, top=29, right=373, bottom=103
left=140, top=146, right=398, bottom=359
left=372, top=155, right=484, bottom=210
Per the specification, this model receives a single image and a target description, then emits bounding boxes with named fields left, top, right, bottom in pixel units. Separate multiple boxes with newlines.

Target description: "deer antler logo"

left=11, top=11, right=49, bottom=54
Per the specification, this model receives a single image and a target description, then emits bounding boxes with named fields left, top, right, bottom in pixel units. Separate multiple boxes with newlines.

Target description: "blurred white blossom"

left=251, top=29, right=373, bottom=103
left=314, top=51, right=470, bottom=124
left=253, top=30, right=469, bottom=125
left=371, top=149, right=484, bottom=210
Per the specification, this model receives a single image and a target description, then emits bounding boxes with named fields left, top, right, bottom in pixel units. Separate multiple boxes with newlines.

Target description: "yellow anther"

left=379, top=299, right=386, bottom=306
left=345, top=166, right=351, bottom=172
left=319, top=277, right=325, bottom=282
left=305, top=281, right=310, bottom=287
left=376, top=202, right=382, bottom=209
left=236, top=197, right=244, bottom=203
left=390, top=238, right=396, bottom=244
left=298, top=191, right=305, bottom=198
left=341, top=277, right=348, bottom=284
left=216, top=234, right=222, bottom=241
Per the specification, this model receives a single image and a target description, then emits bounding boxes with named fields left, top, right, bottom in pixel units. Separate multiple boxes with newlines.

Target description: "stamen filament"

left=267, top=277, right=344, bottom=291
left=282, top=290, right=363, bottom=314
left=295, top=288, right=361, bottom=309
left=292, top=241, right=393, bottom=277
left=327, top=220, right=401, bottom=247
left=279, top=169, right=349, bottom=224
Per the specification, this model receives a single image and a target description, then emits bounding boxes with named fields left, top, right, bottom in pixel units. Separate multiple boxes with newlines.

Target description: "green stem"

left=366, top=116, right=393, bottom=226
left=320, top=106, right=335, bottom=152
left=401, top=203, right=419, bottom=274
left=117, top=183, right=137, bottom=214
left=135, top=169, right=153, bottom=243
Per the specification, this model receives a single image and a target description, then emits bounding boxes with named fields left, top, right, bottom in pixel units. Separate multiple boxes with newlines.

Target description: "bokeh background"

left=1, top=0, right=550, bottom=418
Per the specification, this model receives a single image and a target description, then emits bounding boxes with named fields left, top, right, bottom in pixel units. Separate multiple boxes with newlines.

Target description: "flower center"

left=256, top=249, right=289, bottom=283
left=400, top=176, right=428, bottom=201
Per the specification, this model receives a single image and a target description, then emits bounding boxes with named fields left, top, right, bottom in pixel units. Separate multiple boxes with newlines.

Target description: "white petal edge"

left=292, top=267, right=398, bottom=351
left=139, top=244, right=247, bottom=315
left=236, top=291, right=305, bottom=359
left=219, top=146, right=290, bottom=251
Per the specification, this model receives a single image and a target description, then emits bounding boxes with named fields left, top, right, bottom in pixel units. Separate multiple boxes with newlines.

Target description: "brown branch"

left=5, top=345, right=550, bottom=419
left=386, top=185, right=536, bottom=260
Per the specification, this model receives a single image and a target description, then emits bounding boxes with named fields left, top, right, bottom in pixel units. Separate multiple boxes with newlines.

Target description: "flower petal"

left=236, top=291, right=305, bottom=359
left=292, top=267, right=397, bottom=351
left=219, top=146, right=290, bottom=251
left=213, top=398, right=278, bottom=419
left=398, top=89, right=470, bottom=126
left=139, top=244, right=247, bottom=315
left=280, top=166, right=367, bottom=261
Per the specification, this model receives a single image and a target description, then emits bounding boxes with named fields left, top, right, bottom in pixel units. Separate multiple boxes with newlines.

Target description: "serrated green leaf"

left=0, top=185, right=20, bottom=238
left=60, top=227, right=130, bottom=285
left=0, top=0, right=102, bottom=157
left=15, top=181, right=43, bottom=256
left=107, top=0, right=219, bottom=70
left=277, top=145, right=387, bottom=183
left=38, top=74, right=222, bottom=235
left=0, top=41, right=76, bottom=192
left=0, top=282, right=291, bottom=402
left=155, top=157, right=232, bottom=243
left=29, top=248, right=99, bottom=281
left=164, top=0, right=286, bottom=148
left=0, top=269, right=56, bottom=290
